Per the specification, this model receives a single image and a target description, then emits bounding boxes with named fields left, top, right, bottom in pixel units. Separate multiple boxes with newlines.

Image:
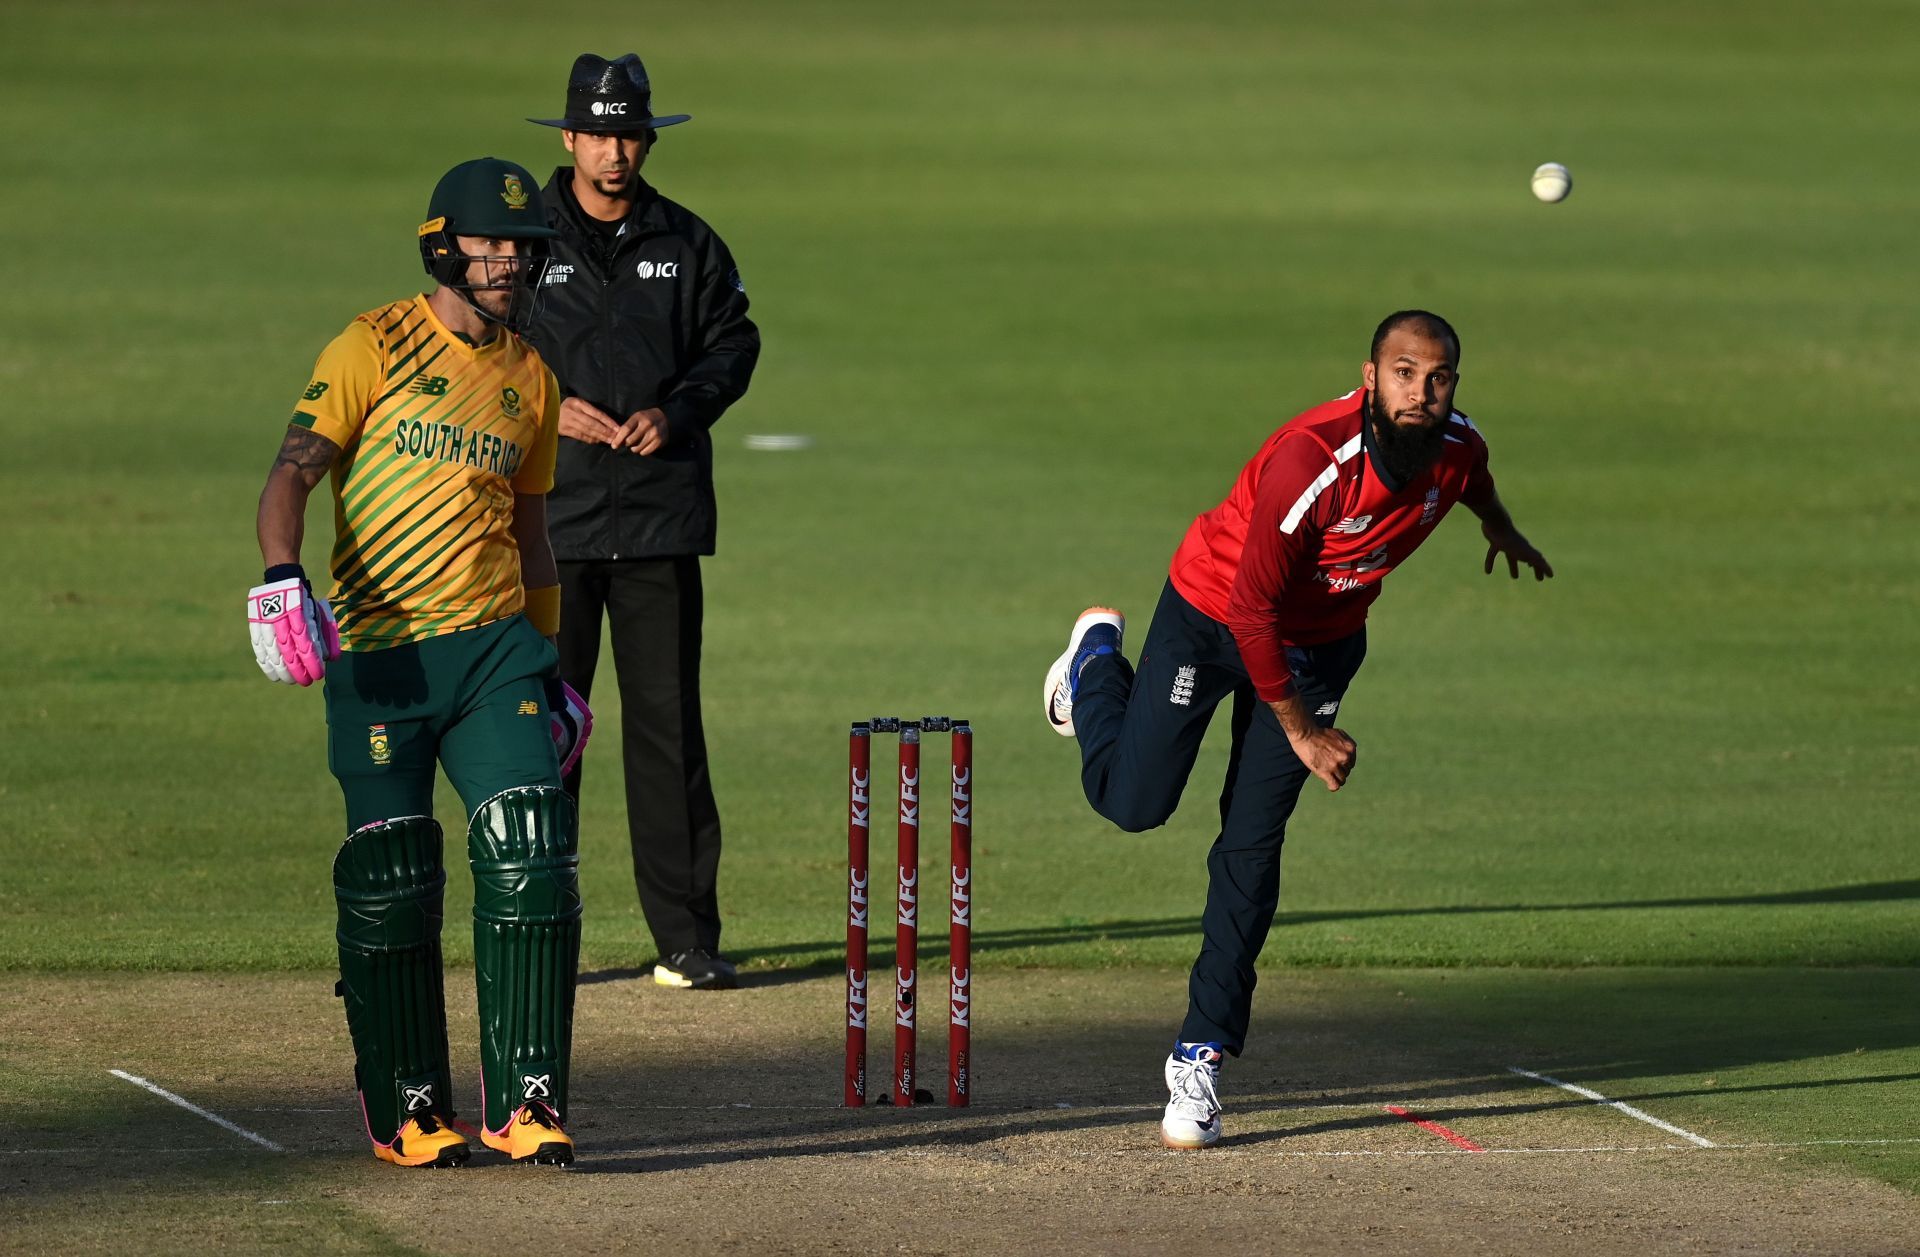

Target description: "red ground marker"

left=1384, top=1104, right=1485, bottom=1152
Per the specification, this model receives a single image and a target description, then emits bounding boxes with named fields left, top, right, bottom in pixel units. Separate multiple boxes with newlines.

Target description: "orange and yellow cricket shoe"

left=373, top=1111, right=472, bottom=1168
left=481, top=1101, right=574, bottom=1166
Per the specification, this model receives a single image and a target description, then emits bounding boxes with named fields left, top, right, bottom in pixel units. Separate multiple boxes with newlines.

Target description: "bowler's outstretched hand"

left=1482, top=521, right=1554, bottom=582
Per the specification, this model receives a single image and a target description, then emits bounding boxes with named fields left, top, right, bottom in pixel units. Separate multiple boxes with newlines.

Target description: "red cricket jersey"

left=1168, top=386, right=1496, bottom=703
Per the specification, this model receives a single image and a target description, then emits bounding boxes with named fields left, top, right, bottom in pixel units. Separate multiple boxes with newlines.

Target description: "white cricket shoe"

left=1160, top=1042, right=1224, bottom=1149
left=1042, top=607, right=1125, bottom=737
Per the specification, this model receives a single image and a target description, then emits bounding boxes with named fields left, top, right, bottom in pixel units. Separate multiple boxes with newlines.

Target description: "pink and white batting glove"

left=545, top=678, right=593, bottom=776
left=247, top=565, right=342, bottom=686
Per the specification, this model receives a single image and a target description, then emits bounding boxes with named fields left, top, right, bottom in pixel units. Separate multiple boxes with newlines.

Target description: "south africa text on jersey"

left=393, top=418, right=527, bottom=477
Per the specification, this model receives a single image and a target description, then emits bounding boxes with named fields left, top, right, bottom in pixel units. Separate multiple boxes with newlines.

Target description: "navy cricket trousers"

left=1073, top=580, right=1366, bottom=1054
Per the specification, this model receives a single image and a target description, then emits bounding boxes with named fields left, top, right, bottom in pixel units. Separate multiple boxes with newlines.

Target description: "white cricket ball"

left=1531, top=162, right=1572, bottom=203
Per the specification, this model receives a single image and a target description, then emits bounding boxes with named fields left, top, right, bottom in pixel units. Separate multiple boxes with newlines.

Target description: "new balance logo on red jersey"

left=1331, top=515, right=1374, bottom=535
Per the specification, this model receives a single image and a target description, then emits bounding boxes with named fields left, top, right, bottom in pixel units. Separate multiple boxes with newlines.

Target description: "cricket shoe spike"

left=373, top=1111, right=472, bottom=1168
left=1160, top=1041, right=1224, bottom=1150
left=1042, top=607, right=1124, bottom=738
left=482, top=1100, right=574, bottom=1166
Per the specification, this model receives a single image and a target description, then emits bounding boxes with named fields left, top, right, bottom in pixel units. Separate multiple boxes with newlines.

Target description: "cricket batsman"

left=1041, top=311, right=1553, bottom=1149
left=249, top=157, right=593, bottom=1167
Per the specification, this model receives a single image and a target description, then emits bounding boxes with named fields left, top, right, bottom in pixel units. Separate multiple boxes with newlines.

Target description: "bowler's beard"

left=1366, top=390, right=1448, bottom=486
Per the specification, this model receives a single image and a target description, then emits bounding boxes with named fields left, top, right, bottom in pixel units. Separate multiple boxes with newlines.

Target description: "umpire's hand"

left=613, top=407, right=671, bottom=456
left=558, top=397, right=624, bottom=445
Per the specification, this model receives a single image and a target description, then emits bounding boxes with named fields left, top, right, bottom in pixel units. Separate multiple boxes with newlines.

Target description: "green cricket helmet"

left=417, top=157, right=559, bottom=333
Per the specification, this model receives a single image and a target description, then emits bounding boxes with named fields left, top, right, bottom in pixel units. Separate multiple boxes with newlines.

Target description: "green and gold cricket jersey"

left=293, top=295, right=560, bottom=650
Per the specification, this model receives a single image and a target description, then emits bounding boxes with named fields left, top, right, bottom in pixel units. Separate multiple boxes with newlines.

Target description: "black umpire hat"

left=527, top=53, right=691, bottom=133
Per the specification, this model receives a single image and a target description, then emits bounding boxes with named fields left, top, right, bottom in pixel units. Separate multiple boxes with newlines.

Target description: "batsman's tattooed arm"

left=257, top=425, right=343, bottom=568
left=272, top=425, right=342, bottom=484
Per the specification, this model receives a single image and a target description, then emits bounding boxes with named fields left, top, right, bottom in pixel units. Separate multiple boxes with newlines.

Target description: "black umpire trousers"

left=1073, top=579, right=1366, bottom=1055
left=557, top=557, right=723, bottom=959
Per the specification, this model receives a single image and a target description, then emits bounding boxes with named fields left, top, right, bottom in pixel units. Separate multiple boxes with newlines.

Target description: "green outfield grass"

left=0, top=0, right=1914, bottom=1201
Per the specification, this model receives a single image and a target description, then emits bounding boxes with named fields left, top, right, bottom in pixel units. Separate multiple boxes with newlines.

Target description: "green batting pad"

left=468, top=786, right=581, bottom=1131
left=333, top=816, right=453, bottom=1144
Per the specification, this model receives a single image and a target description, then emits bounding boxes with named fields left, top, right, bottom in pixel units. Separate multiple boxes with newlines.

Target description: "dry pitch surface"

left=5, top=971, right=1916, bottom=1256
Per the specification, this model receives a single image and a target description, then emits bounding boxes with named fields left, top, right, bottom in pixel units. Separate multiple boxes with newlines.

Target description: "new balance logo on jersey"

left=1331, top=514, right=1374, bottom=535
left=636, top=260, right=680, bottom=279
left=406, top=374, right=450, bottom=397
left=1170, top=664, right=1198, bottom=707
left=1315, top=701, right=1340, bottom=717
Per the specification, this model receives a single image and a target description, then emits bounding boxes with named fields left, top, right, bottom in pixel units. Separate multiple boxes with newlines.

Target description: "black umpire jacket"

left=525, top=169, right=760, bottom=560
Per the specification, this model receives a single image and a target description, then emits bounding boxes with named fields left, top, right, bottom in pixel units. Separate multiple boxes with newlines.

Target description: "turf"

left=0, top=0, right=1914, bottom=1200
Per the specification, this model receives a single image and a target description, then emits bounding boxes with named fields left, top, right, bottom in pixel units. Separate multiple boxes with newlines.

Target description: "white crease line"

left=2, top=1147, right=225, bottom=1155
left=109, top=1070, right=285, bottom=1152
left=14, top=1136, right=1917, bottom=1160
left=495, top=1099, right=1392, bottom=1114
left=632, top=1137, right=1920, bottom=1161
left=252, top=1100, right=1397, bottom=1116
left=1507, top=1066, right=1715, bottom=1147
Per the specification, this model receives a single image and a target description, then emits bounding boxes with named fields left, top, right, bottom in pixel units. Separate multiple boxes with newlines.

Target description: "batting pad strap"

left=333, top=816, right=455, bottom=1144
left=523, top=584, right=561, bottom=637
left=468, top=786, right=582, bottom=1130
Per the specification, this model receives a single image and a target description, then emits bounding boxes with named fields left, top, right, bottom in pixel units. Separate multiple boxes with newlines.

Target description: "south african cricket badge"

left=501, top=386, right=522, bottom=417
left=501, top=173, right=529, bottom=209
left=369, top=724, right=391, bottom=765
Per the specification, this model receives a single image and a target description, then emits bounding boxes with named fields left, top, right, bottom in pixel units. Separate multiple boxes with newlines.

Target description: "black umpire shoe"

left=653, top=948, right=738, bottom=990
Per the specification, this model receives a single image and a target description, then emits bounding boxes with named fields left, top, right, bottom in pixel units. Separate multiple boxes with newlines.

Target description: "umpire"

left=525, top=52, right=760, bottom=990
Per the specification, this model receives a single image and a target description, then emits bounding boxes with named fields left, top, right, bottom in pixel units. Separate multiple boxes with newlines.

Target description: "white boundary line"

left=109, top=1070, right=284, bottom=1152
left=1507, top=1065, right=1715, bottom=1147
